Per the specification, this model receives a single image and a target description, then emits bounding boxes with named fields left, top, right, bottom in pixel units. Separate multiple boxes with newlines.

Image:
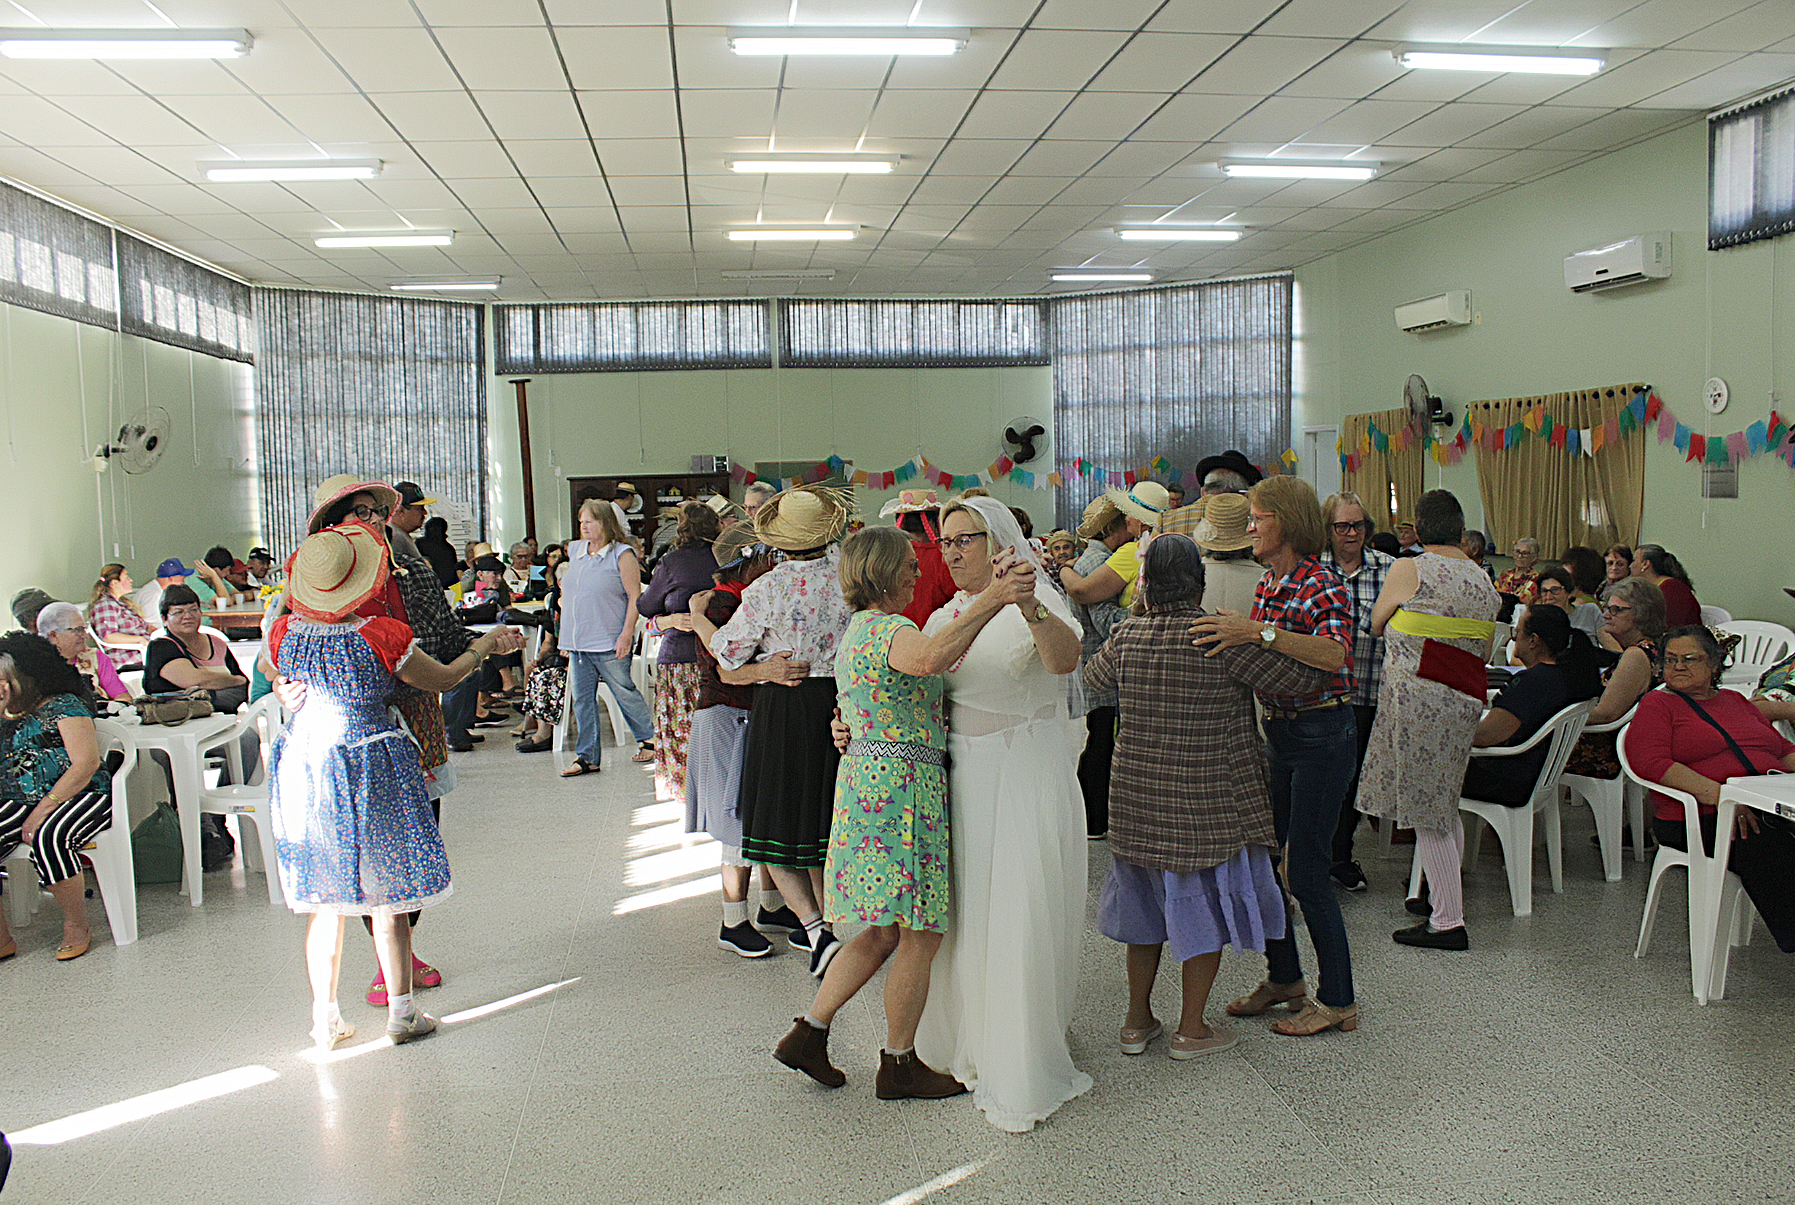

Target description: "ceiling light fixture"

left=0, top=28, right=251, bottom=58
left=203, top=159, right=381, bottom=182
left=315, top=231, right=453, bottom=248
left=1394, top=44, right=1605, bottom=75
left=726, top=227, right=858, bottom=242
left=1220, top=160, right=1377, bottom=181
left=1052, top=273, right=1155, bottom=282
left=1116, top=228, right=1241, bottom=242
left=389, top=278, right=500, bottom=292
left=728, top=27, right=968, bottom=56
left=727, top=155, right=898, bottom=174
left=722, top=269, right=838, bottom=279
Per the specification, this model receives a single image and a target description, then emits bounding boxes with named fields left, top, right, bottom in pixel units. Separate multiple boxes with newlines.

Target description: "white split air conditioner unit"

left=1394, top=290, right=1472, bottom=333
left=1564, top=232, right=1671, bottom=293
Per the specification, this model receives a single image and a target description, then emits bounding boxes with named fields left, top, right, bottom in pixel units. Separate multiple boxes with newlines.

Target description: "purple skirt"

left=1098, top=846, right=1286, bottom=962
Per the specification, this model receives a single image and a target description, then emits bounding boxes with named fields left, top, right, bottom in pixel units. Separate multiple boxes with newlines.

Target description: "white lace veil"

left=958, top=495, right=1086, bottom=715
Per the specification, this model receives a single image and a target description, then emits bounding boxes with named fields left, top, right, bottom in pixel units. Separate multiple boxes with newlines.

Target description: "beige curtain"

left=1471, top=383, right=1645, bottom=559
left=1340, top=407, right=1425, bottom=533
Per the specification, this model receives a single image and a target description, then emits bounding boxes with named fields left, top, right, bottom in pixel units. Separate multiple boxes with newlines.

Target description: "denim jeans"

left=1263, top=705, right=1359, bottom=1008
left=568, top=649, right=654, bottom=763
left=441, top=677, right=477, bottom=743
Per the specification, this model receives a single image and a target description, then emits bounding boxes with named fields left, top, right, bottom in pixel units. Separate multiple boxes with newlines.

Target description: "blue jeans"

left=1263, top=705, right=1358, bottom=1009
left=568, top=650, right=654, bottom=764
left=441, top=677, right=478, bottom=743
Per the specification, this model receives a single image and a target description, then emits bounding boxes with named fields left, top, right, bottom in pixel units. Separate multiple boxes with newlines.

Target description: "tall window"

left=494, top=300, right=771, bottom=373
left=118, top=234, right=253, bottom=363
left=1710, top=85, right=1795, bottom=249
left=779, top=298, right=1047, bottom=367
left=0, top=178, right=116, bottom=329
left=254, top=289, right=486, bottom=554
left=1051, top=275, right=1292, bottom=527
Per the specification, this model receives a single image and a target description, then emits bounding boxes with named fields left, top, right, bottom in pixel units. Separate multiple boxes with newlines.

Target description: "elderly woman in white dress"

left=912, top=495, right=1092, bottom=1133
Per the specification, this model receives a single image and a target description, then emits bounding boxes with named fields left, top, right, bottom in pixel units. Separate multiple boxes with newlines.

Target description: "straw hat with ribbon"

left=286, top=523, right=390, bottom=622
left=1194, top=492, right=1253, bottom=552
left=1076, top=494, right=1123, bottom=540
left=754, top=484, right=854, bottom=552
left=877, top=488, right=940, bottom=518
left=308, top=473, right=402, bottom=535
left=1104, top=481, right=1172, bottom=528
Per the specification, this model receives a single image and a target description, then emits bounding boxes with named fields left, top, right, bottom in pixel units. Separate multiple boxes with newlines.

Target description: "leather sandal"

left=56, top=934, right=92, bottom=962
left=632, top=742, right=655, bottom=764
left=560, top=757, right=599, bottom=777
left=1272, top=1001, right=1359, bottom=1037
left=1226, top=979, right=1307, bottom=1017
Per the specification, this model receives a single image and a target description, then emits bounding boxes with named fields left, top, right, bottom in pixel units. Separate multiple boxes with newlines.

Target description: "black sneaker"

left=718, top=922, right=773, bottom=958
left=786, top=926, right=814, bottom=953
left=809, top=930, right=842, bottom=978
left=1330, top=861, right=1368, bottom=891
left=756, top=905, right=804, bottom=933
left=1392, top=922, right=1468, bottom=950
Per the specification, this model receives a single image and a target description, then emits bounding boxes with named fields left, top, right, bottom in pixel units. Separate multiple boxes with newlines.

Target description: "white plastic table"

left=113, top=710, right=241, bottom=905
left=1707, top=773, right=1795, bottom=995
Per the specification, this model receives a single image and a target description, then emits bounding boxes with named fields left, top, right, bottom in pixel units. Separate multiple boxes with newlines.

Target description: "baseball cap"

left=247, top=546, right=273, bottom=562
left=394, top=481, right=437, bottom=508
left=10, top=588, right=55, bottom=628
left=156, top=558, right=195, bottom=578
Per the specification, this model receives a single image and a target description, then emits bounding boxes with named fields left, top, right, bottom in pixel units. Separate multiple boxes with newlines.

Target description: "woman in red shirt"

left=1625, top=625, right=1795, bottom=952
left=1632, top=544, right=1702, bottom=626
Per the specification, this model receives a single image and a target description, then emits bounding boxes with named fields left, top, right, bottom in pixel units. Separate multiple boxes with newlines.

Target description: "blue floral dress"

left=825, top=611, right=949, bottom=932
left=268, top=615, right=450, bottom=915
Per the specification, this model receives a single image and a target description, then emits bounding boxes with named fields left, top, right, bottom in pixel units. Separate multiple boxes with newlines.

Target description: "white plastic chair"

left=1618, top=720, right=1752, bottom=1004
left=189, top=693, right=285, bottom=906
left=552, top=664, right=631, bottom=766
left=1699, top=604, right=1733, bottom=626
left=1559, top=703, right=1645, bottom=881
left=1717, top=620, right=1795, bottom=690
left=3, top=720, right=140, bottom=945
left=1408, top=701, right=1593, bottom=917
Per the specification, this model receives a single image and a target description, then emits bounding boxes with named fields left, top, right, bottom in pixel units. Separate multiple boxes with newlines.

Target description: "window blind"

left=494, top=300, right=771, bottom=373
left=255, top=289, right=486, bottom=555
left=1051, top=276, right=1292, bottom=529
left=1710, top=86, right=1795, bottom=249
left=779, top=298, right=1048, bottom=367
left=0, top=178, right=117, bottom=329
left=118, top=233, right=254, bottom=363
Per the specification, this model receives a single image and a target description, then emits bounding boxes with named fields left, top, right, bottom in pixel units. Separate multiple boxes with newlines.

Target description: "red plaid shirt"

left=1250, top=556, right=1355, bottom=709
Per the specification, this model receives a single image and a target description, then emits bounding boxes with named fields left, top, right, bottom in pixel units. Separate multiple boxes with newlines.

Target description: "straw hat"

left=309, top=473, right=401, bottom=535
left=877, top=488, right=940, bottom=518
left=1076, top=495, right=1122, bottom=539
left=754, top=484, right=853, bottom=552
left=1194, top=492, right=1253, bottom=552
left=702, top=492, right=744, bottom=520
left=711, top=525, right=760, bottom=569
left=287, top=524, right=389, bottom=621
left=1044, top=529, right=1077, bottom=549
left=1104, top=481, right=1172, bottom=528
left=1159, top=496, right=1208, bottom=537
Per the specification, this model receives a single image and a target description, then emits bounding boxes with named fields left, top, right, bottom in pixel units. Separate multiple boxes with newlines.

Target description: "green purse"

left=130, top=798, right=184, bottom=885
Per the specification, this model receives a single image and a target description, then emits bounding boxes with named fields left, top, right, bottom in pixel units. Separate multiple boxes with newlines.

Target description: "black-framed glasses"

left=348, top=503, right=390, bottom=521
left=1602, top=603, right=1633, bottom=616
left=1329, top=521, right=1370, bottom=535
left=936, top=532, right=989, bottom=552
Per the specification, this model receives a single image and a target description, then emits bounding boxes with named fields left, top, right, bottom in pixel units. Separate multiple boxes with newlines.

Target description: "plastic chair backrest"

left=1580, top=701, right=1638, bottom=737
left=1699, top=605, right=1733, bottom=626
left=1717, top=620, right=1795, bottom=671
left=1617, top=706, right=1708, bottom=859
left=91, top=718, right=137, bottom=825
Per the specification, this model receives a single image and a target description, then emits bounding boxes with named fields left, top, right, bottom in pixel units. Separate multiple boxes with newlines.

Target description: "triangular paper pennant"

left=1689, top=433, right=1706, bottom=462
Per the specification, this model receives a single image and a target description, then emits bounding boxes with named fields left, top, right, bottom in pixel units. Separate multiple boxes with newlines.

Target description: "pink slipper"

left=366, top=975, right=387, bottom=1007
left=412, top=953, right=443, bottom=989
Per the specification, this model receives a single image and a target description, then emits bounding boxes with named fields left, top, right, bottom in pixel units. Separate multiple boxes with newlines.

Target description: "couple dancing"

left=776, top=495, right=1094, bottom=1133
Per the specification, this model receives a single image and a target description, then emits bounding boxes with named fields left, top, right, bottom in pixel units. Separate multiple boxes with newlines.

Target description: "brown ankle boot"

left=875, top=1050, right=968, bottom=1100
left=774, top=1018, right=845, bottom=1087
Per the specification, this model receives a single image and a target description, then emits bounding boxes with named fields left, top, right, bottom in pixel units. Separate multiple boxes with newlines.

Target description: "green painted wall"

left=1295, top=117, right=1795, bottom=623
left=0, top=303, right=257, bottom=618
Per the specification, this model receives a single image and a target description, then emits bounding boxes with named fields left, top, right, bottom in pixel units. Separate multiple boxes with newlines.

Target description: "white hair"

left=36, top=601, right=85, bottom=634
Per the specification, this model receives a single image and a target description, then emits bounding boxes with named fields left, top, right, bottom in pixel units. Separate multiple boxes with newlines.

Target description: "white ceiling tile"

left=413, top=140, right=521, bottom=177
left=1452, top=147, right=1592, bottom=182
left=770, top=89, right=880, bottom=140
left=1567, top=0, right=1759, bottom=48
left=979, top=175, right=1069, bottom=204
left=535, top=177, right=620, bottom=209
left=365, top=90, right=489, bottom=142
left=666, top=25, right=782, bottom=90
left=448, top=177, right=539, bottom=207
left=310, top=28, right=465, bottom=93
left=502, top=139, right=599, bottom=177
left=607, top=177, right=691, bottom=206
left=861, top=89, right=978, bottom=138
left=1010, top=139, right=1118, bottom=176
left=1279, top=43, right=1408, bottom=98
left=159, top=97, right=310, bottom=146
left=1359, top=0, right=1543, bottom=42
left=1, top=96, right=115, bottom=146
left=618, top=211, right=695, bottom=235
left=42, top=146, right=189, bottom=187
left=1032, top=0, right=1163, bottom=30
left=578, top=90, right=682, bottom=140
left=1319, top=179, right=1429, bottom=208
left=679, top=89, right=778, bottom=137
left=986, top=29, right=1134, bottom=91
left=1368, top=66, right=1491, bottom=104
left=1214, top=95, right=1352, bottom=142
left=1129, top=93, right=1260, bottom=141
left=1377, top=147, right=1511, bottom=181
left=261, top=93, right=398, bottom=144
left=1042, top=91, right=1165, bottom=140
left=1057, top=175, right=1149, bottom=203
left=1381, top=102, right=1527, bottom=146
left=776, top=56, right=913, bottom=90
left=557, top=27, right=678, bottom=91
left=1458, top=106, right=1608, bottom=150
left=1189, top=36, right=1348, bottom=95
left=908, top=175, right=1003, bottom=204
left=1385, top=181, right=1503, bottom=209
left=288, top=0, right=422, bottom=26
left=216, top=32, right=358, bottom=95
left=1086, top=31, right=1237, bottom=93
left=1298, top=99, right=1443, bottom=144
left=64, top=98, right=212, bottom=147
left=590, top=139, right=687, bottom=176
left=1643, top=54, right=1795, bottom=109
left=882, top=31, right=1020, bottom=89
left=1533, top=108, right=1695, bottom=152
left=430, top=27, right=569, bottom=92
left=365, top=178, right=466, bottom=208
left=1091, top=140, right=1208, bottom=175
left=1147, top=0, right=1288, bottom=35
left=1541, top=49, right=1738, bottom=109
left=1466, top=0, right=1645, bottom=44
left=1448, top=73, right=1589, bottom=107
left=474, top=91, right=590, bottom=141
left=1671, top=0, right=1795, bottom=51
left=0, top=59, right=146, bottom=97
left=1330, top=208, right=1420, bottom=232
left=1257, top=0, right=1406, bottom=38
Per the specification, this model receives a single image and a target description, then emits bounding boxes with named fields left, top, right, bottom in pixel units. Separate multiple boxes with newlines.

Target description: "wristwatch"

left=1024, top=601, right=1050, bottom=624
left=1259, top=625, right=1278, bottom=647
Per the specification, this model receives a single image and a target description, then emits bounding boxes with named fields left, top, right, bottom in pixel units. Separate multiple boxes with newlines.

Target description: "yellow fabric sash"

left=1388, top=608, right=1496, bottom=641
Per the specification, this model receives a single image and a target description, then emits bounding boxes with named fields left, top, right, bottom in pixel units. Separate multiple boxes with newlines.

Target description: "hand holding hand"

left=762, top=650, right=810, bottom=686
left=830, top=708, right=849, bottom=753
left=487, top=626, right=527, bottom=656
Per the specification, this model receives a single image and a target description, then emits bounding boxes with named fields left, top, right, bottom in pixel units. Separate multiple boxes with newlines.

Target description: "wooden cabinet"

left=566, top=474, right=730, bottom=544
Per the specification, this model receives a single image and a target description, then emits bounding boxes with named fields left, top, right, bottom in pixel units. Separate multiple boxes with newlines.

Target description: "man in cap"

left=9, top=588, right=56, bottom=634
left=135, top=557, right=220, bottom=618
left=387, top=481, right=435, bottom=560
left=879, top=489, right=955, bottom=628
left=1194, top=450, right=1264, bottom=496
left=380, top=479, right=483, bottom=754
left=244, top=547, right=279, bottom=588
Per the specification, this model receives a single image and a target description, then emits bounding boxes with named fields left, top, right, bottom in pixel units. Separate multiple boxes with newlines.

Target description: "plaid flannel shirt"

left=1250, top=556, right=1355, bottom=710
left=1321, top=546, right=1393, bottom=707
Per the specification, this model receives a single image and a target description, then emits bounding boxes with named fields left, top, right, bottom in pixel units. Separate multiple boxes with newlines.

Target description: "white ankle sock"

left=387, top=991, right=416, bottom=1021
left=802, top=1013, right=828, bottom=1031
left=884, top=1045, right=914, bottom=1057
left=801, top=912, right=824, bottom=939
left=722, top=900, right=748, bottom=927
left=761, top=886, right=784, bottom=912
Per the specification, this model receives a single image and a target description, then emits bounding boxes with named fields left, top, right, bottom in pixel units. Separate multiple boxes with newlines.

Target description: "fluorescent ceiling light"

left=315, top=231, right=453, bottom=248
left=1221, top=161, right=1377, bottom=181
left=0, top=28, right=251, bottom=58
left=1052, top=273, right=1154, bottom=282
left=728, top=27, right=967, bottom=56
left=727, top=156, right=898, bottom=174
left=203, top=159, right=381, bottom=182
left=389, top=278, right=499, bottom=291
left=722, top=269, right=837, bottom=279
left=1395, top=44, right=1604, bottom=75
left=727, top=227, right=857, bottom=242
left=1117, top=228, right=1241, bottom=242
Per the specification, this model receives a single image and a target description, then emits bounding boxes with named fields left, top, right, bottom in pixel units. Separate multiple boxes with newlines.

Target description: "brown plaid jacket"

left=1082, top=601, right=1331, bottom=872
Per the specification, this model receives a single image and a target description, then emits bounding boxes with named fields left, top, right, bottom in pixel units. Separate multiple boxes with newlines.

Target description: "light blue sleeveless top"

left=559, top=539, right=630, bottom=653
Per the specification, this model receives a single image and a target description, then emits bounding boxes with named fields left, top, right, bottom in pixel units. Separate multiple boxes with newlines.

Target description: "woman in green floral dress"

left=775, top=525, right=1036, bottom=1099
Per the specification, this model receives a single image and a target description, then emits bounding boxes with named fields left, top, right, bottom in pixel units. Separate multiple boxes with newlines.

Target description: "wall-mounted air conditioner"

left=1395, top=290, right=1472, bottom=333
left=1564, top=232, right=1671, bottom=293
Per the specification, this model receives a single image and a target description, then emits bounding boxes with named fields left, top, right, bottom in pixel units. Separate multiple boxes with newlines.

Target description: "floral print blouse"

left=710, top=548, right=854, bottom=679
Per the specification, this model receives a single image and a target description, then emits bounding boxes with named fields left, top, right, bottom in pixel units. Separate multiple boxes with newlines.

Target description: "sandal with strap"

left=1226, top=979, right=1308, bottom=1017
left=1272, top=1000, right=1359, bottom=1037
left=560, top=757, right=600, bottom=778
left=631, top=742, right=655, bottom=764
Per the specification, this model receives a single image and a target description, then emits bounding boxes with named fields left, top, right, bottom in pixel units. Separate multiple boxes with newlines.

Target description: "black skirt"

left=738, top=677, right=840, bottom=869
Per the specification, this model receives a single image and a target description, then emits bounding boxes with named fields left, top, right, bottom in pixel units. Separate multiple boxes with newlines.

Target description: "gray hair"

left=1143, top=533, right=1207, bottom=608
left=35, top=600, right=86, bottom=635
left=1202, top=469, right=1250, bottom=493
left=1661, top=623, right=1727, bottom=689
left=744, top=482, right=776, bottom=503
left=1514, top=536, right=1539, bottom=554
left=509, top=542, right=532, bottom=557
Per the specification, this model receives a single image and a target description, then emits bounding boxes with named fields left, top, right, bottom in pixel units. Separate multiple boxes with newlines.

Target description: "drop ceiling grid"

left=0, top=0, right=1784, bottom=296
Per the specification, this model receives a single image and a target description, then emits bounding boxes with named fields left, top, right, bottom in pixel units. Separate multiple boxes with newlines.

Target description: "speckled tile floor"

left=5, top=737, right=1794, bottom=1205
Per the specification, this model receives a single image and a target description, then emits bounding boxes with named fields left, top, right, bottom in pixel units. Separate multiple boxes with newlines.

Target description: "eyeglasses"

left=935, top=532, right=988, bottom=552
left=1246, top=512, right=1274, bottom=529
left=1662, top=653, right=1709, bottom=667
left=348, top=503, right=390, bottom=521
left=1537, top=582, right=1567, bottom=596
left=165, top=605, right=202, bottom=618
left=1601, top=604, right=1633, bottom=616
left=1329, top=521, right=1370, bottom=535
